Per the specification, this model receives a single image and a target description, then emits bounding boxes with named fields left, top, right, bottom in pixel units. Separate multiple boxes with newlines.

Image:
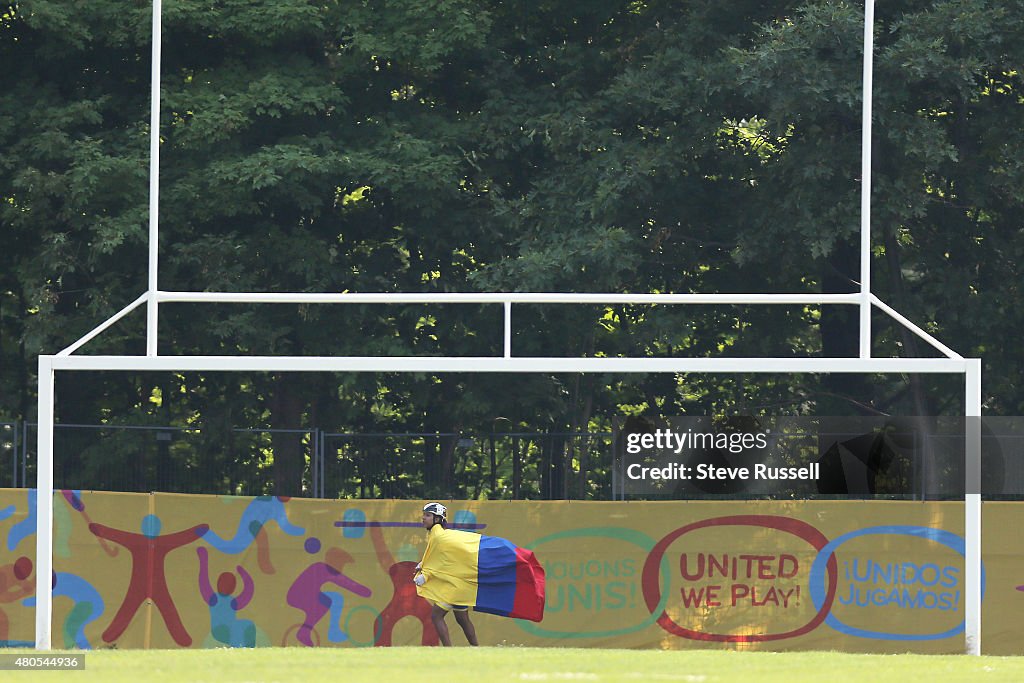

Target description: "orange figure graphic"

left=0, top=556, right=33, bottom=644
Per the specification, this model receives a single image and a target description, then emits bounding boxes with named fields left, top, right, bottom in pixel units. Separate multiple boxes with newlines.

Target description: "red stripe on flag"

left=508, top=547, right=545, bottom=622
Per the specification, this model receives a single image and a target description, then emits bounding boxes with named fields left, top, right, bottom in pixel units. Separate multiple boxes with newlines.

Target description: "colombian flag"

left=416, top=525, right=545, bottom=622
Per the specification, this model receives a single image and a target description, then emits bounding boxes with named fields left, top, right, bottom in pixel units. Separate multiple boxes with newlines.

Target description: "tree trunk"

left=268, top=374, right=306, bottom=497
left=819, top=239, right=871, bottom=413
left=438, top=430, right=459, bottom=496
left=18, top=290, right=30, bottom=422
left=882, top=228, right=937, bottom=499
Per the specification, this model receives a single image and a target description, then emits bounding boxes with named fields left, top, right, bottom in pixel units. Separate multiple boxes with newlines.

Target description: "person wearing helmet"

left=421, top=502, right=448, bottom=531
left=414, top=502, right=479, bottom=646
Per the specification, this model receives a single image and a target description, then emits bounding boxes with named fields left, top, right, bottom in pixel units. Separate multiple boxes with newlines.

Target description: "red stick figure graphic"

left=89, top=514, right=207, bottom=646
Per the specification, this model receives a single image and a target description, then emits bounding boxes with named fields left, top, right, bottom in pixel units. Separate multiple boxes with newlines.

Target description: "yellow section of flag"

left=416, top=524, right=481, bottom=607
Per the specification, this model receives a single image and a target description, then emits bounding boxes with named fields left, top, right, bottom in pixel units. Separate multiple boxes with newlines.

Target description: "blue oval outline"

left=809, top=525, right=985, bottom=641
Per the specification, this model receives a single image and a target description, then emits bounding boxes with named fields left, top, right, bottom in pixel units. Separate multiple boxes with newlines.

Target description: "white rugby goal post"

left=34, top=0, right=984, bottom=654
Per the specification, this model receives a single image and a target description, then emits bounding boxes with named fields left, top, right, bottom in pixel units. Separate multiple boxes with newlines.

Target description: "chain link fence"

left=318, top=431, right=613, bottom=500
left=14, top=422, right=317, bottom=497
left=5, top=418, right=1021, bottom=500
left=3, top=420, right=615, bottom=500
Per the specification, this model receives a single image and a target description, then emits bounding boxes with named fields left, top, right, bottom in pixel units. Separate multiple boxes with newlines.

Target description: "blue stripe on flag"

left=475, top=535, right=518, bottom=616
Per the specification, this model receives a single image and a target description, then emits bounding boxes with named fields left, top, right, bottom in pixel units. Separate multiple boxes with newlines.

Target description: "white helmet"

left=423, top=502, right=447, bottom=519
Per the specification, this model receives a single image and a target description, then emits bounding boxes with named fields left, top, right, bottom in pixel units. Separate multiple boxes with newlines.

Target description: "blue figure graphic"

left=197, top=547, right=264, bottom=647
left=452, top=509, right=478, bottom=529
left=7, top=489, right=35, bottom=551
left=24, top=571, right=104, bottom=649
left=200, top=496, right=304, bottom=553
left=340, top=508, right=366, bottom=539
left=323, top=591, right=349, bottom=643
left=199, top=496, right=304, bottom=575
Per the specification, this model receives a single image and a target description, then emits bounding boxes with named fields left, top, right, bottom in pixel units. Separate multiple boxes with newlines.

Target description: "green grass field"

left=4, top=647, right=1024, bottom=682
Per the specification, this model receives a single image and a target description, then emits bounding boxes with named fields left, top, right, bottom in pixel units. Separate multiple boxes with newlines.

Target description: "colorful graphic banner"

left=0, top=492, right=1018, bottom=653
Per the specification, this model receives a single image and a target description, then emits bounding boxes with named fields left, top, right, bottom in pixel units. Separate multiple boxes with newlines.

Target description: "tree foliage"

left=2, top=0, right=1022, bottom=497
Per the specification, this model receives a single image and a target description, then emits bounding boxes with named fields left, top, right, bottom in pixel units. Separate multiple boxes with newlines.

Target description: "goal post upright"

left=859, top=0, right=875, bottom=360
left=34, top=356, right=55, bottom=651
left=965, top=358, right=982, bottom=655
left=145, top=0, right=162, bottom=358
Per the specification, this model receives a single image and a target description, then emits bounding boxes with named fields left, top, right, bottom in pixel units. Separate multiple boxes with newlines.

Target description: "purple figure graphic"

left=61, top=490, right=118, bottom=557
left=285, top=547, right=371, bottom=647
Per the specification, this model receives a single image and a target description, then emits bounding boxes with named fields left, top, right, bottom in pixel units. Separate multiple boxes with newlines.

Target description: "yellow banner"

left=0, top=491, right=1016, bottom=653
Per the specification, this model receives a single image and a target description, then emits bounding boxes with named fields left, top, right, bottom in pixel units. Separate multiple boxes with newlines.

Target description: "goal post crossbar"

left=47, top=354, right=971, bottom=374
left=57, top=289, right=962, bottom=362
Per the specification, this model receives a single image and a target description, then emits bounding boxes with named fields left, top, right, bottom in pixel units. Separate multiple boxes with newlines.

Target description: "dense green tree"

left=2, top=1, right=1023, bottom=498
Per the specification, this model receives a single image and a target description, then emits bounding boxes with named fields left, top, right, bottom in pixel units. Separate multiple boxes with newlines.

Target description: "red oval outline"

left=641, top=515, right=837, bottom=642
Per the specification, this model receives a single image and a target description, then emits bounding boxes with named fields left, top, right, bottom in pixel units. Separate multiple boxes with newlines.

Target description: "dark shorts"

left=429, top=600, right=469, bottom=612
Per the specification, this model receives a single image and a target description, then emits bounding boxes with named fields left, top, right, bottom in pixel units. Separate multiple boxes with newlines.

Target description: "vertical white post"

left=34, top=356, right=54, bottom=650
left=859, top=0, right=875, bottom=359
left=504, top=301, right=512, bottom=358
left=965, top=358, right=982, bottom=655
left=146, top=0, right=163, bottom=357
